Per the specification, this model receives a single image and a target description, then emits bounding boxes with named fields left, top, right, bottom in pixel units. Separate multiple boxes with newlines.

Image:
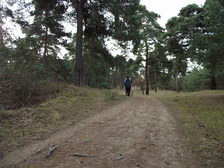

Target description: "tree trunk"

left=175, top=75, right=180, bottom=92
left=145, top=59, right=149, bottom=95
left=0, top=16, right=4, bottom=47
left=139, top=81, right=145, bottom=95
left=0, top=27, right=3, bottom=47
left=43, top=16, right=49, bottom=69
left=210, top=75, right=217, bottom=90
left=145, top=40, right=149, bottom=95
left=114, top=13, right=119, bottom=32
left=72, top=0, right=85, bottom=86
left=154, top=69, right=157, bottom=92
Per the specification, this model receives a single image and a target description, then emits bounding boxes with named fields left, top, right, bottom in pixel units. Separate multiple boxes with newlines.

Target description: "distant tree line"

left=0, top=0, right=223, bottom=109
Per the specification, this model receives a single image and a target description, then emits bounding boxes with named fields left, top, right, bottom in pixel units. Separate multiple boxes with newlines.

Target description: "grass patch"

left=150, top=90, right=224, bottom=168
left=0, top=85, right=125, bottom=158
left=104, top=90, right=120, bottom=101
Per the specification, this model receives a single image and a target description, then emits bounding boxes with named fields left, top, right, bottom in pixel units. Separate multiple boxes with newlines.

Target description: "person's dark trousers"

left=125, top=87, right=131, bottom=96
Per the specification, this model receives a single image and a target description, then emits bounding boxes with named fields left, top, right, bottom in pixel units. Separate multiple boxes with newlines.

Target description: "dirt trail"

left=0, top=96, right=199, bottom=168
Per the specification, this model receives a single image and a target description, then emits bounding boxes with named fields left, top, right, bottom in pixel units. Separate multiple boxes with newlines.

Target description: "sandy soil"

left=0, top=96, right=199, bottom=168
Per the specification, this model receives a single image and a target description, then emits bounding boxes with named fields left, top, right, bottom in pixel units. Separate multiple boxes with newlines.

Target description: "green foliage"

left=216, top=70, right=224, bottom=89
left=0, top=38, right=70, bottom=109
left=149, top=40, right=171, bottom=91
left=181, top=67, right=224, bottom=91
left=0, top=63, right=63, bottom=109
left=182, top=69, right=210, bottom=91
left=164, top=4, right=205, bottom=91
left=133, top=6, right=165, bottom=93
left=203, top=0, right=224, bottom=71
left=104, top=90, right=120, bottom=101
left=1, top=0, right=224, bottom=112
left=95, top=82, right=112, bottom=89
left=164, top=2, right=224, bottom=91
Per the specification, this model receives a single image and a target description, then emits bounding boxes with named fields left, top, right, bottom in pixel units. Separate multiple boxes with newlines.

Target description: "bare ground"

left=0, top=96, right=200, bottom=168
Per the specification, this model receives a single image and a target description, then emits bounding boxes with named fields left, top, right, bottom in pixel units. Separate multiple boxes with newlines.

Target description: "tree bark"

left=0, top=16, right=4, bottom=47
left=175, top=74, right=180, bottom=92
left=154, top=69, right=157, bottom=92
left=0, top=27, right=3, bottom=47
left=72, top=0, right=86, bottom=86
left=43, top=13, right=49, bottom=70
left=145, top=39, right=149, bottom=95
left=210, top=75, right=217, bottom=90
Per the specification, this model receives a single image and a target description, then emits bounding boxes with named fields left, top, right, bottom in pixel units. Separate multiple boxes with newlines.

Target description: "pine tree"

left=134, top=7, right=163, bottom=95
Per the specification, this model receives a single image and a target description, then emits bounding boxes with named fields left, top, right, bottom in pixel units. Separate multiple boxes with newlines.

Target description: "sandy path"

left=0, top=96, right=198, bottom=168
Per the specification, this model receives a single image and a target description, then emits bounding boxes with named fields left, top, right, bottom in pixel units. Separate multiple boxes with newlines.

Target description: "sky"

left=140, top=0, right=206, bottom=28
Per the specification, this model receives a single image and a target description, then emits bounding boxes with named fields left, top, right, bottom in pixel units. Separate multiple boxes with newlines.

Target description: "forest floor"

left=0, top=95, right=201, bottom=168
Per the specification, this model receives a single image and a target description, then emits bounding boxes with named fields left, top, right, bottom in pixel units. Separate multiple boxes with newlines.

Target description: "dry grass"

left=0, top=85, right=125, bottom=159
left=150, top=90, right=224, bottom=168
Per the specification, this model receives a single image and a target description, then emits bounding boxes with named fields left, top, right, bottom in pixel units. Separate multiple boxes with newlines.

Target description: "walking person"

left=124, top=76, right=132, bottom=96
